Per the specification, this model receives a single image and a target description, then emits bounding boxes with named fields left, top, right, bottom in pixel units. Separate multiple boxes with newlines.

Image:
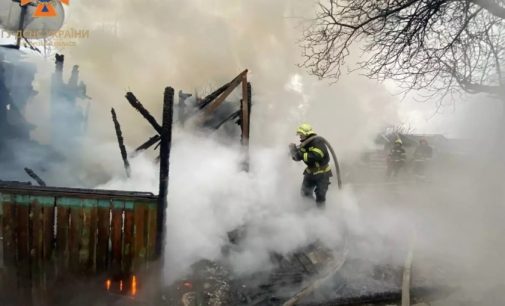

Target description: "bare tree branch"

left=301, top=0, right=505, bottom=100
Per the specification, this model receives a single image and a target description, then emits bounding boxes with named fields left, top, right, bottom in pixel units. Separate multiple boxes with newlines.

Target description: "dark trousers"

left=301, top=173, right=331, bottom=208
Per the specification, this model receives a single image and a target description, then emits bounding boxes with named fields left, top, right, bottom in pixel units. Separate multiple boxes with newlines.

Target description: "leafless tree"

left=387, top=123, right=416, bottom=135
left=301, top=0, right=505, bottom=101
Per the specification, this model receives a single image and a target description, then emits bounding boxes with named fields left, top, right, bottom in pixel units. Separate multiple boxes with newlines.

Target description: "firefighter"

left=413, top=138, right=433, bottom=159
left=412, top=138, right=433, bottom=176
left=290, top=123, right=332, bottom=208
left=386, top=138, right=406, bottom=178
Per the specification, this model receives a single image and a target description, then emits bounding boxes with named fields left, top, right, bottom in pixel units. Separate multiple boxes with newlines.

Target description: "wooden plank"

left=41, top=200, right=55, bottom=289
left=55, top=200, right=70, bottom=270
left=87, top=203, right=98, bottom=272
left=0, top=194, right=17, bottom=303
left=96, top=200, right=111, bottom=271
left=133, top=203, right=146, bottom=269
left=205, top=70, right=248, bottom=115
left=111, top=200, right=124, bottom=274
left=30, top=198, right=42, bottom=285
left=240, top=76, right=251, bottom=172
left=69, top=201, right=83, bottom=272
left=41, top=204, right=54, bottom=261
left=15, top=196, right=31, bottom=281
left=0, top=193, right=3, bottom=269
left=28, top=196, right=54, bottom=266
left=123, top=201, right=134, bottom=274
left=156, top=87, right=173, bottom=258
left=80, top=199, right=96, bottom=272
left=240, top=74, right=250, bottom=146
left=146, top=204, right=157, bottom=261
left=1, top=194, right=16, bottom=267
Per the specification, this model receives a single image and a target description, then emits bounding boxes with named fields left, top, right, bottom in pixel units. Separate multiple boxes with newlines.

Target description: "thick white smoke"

left=99, top=129, right=350, bottom=282
left=7, top=0, right=505, bottom=304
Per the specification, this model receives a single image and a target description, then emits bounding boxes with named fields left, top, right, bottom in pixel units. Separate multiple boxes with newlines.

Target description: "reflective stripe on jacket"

left=300, top=135, right=331, bottom=175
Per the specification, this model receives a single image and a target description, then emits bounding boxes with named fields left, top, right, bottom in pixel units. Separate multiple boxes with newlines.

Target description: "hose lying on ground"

left=298, top=135, right=342, bottom=189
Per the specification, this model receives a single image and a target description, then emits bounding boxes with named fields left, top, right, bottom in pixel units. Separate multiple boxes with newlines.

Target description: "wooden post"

left=204, top=70, right=248, bottom=115
left=24, top=168, right=47, bottom=187
left=111, top=108, right=131, bottom=177
left=240, top=74, right=251, bottom=171
left=178, top=91, right=192, bottom=126
left=156, top=87, right=174, bottom=258
left=131, top=135, right=161, bottom=157
left=125, top=92, right=163, bottom=134
left=198, top=83, right=231, bottom=110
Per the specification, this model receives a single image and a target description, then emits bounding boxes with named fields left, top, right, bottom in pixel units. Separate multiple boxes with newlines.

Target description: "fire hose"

left=290, top=135, right=342, bottom=189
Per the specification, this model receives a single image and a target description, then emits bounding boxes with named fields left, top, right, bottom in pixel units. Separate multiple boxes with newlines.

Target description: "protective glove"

left=289, top=143, right=302, bottom=161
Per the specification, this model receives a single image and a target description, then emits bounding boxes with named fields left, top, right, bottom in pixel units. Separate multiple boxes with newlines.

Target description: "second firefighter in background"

left=290, top=123, right=332, bottom=208
left=386, top=139, right=406, bottom=178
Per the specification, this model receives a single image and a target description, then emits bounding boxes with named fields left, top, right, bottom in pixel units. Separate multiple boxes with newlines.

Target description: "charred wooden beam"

left=111, top=108, right=131, bottom=178
left=240, top=79, right=251, bottom=172
left=178, top=90, right=192, bottom=126
left=214, top=110, right=241, bottom=130
left=198, top=83, right=231, bottom=110
left=204, top=70, right=248, bottom=115
left=247, top=82, right=252, bottom=111
left=125, top=92, right=163, bottom=134
left=131, top=134, right=161, bottom=157
left=23, top=168, right=46, bottom=187
left=0, top=180, right=32, bottom=186
left=240, top=78, right=251, bottom=146
left=156, top=87, right=174, bottom=258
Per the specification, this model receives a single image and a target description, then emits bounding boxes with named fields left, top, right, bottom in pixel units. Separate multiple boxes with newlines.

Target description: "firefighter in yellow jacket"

left=290, top=123, right=332, bottom=208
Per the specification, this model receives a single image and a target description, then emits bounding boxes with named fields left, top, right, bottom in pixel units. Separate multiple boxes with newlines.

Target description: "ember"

left=132, top=275, right=138, bottom=296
